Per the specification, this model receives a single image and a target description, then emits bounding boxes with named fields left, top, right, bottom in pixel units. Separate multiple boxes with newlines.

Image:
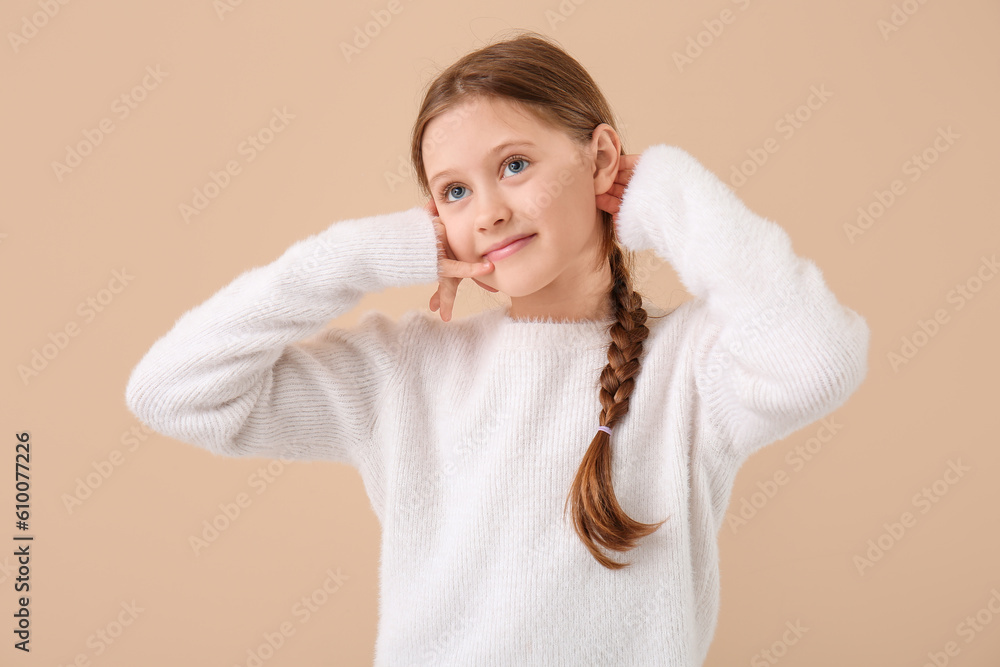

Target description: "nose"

left=475, top=183, right=511, bottom=231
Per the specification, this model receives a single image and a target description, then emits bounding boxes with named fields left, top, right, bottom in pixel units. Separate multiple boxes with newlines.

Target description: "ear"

left=589, top=123, right=622, bottom=197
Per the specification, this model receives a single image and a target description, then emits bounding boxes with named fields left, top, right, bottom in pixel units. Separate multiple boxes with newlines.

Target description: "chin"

left=490, top=280, right=542, bottom=299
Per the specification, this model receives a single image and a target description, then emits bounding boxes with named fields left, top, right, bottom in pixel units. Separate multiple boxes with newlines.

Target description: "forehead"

left=423, top=98, right=558, bottom=160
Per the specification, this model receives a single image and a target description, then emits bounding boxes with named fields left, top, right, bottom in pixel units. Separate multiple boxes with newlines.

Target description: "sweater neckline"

left=500, top=304, right=617, bottom=326
left=489, top=305, right=618, bottom=351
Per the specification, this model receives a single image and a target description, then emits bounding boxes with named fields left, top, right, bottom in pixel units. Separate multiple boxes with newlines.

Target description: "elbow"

left=844, top=310, right=871, bottom=393
left=744, top=306, right=871, bottom=432
left=124, top=358, right=182, bottom=433
left=123, top=362, right=183, bottom=448
left=787, top=306, right=871, bottom=425
left=123, top=362, right=245, bottom=459
left=124, top=362, right=160, bottom=429
left=822, top=307, right=870, bottom=404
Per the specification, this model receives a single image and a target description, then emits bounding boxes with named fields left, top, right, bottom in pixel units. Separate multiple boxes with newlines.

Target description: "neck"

left=506, top=256, right=614, bottom=323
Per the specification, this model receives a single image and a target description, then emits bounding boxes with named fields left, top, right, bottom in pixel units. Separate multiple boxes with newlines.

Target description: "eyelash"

left=438, top=155, right=530, bottom=203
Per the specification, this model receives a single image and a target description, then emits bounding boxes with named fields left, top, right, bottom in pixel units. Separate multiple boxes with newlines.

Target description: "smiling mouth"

left=485, top=234, right=536, bottom=262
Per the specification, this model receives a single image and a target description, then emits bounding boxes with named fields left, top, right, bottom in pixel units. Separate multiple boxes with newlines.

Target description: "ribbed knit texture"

left=124, top=144, right=870, bottom=666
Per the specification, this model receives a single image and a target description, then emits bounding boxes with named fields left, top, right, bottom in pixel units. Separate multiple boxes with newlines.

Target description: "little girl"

left=126, top=32, right=869, bottom=666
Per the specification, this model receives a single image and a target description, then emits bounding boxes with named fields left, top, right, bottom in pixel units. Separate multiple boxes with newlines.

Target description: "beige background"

left=3, top=0, right=998, bottom=664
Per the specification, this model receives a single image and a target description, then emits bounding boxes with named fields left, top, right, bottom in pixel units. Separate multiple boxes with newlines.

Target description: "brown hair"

left=409, top=31, right=668, bottom=569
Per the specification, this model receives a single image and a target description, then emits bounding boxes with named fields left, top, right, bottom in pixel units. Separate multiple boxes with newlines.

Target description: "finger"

left=441, top=276, right=460, bottom=302
left=605, top=182, right=627, bottom=199
left=432, top=281, right=456, bottom=313
left=613, top=169, right=634, bottom=186
left=595, top=193, right=621, bottom=215
left=441, top=258, right=493, bottom=278
left=438, top=280, right=459, bottom=322
left=619, top=154, right=640, bottom=170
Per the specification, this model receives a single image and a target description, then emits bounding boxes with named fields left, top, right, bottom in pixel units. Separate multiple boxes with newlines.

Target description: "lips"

left=483, top=233, right=533, bottom=256
left=484, top=234, right=536, bottom=262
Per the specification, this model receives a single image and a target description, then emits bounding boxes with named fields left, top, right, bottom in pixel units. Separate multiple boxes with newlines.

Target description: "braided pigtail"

left=407, top=30, right=672, bottom=569
left=563, top=242, right=668, bottom=569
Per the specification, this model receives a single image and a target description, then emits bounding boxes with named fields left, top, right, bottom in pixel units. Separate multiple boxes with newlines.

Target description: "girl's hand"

left=595, top=153, right=641, bottom=224
left=423, top=199, right=497, bottom=322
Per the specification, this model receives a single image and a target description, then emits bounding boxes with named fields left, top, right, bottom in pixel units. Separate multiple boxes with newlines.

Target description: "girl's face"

left=422, top=96, right=615, bottom=316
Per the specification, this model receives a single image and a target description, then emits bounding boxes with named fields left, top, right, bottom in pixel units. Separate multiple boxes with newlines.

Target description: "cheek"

left=446, top=223, right=479, bottom=261
left=541, top=179, right=591, bottom=222
left=564, top=169, right=594, bottom=203
left=514, top=179, right=566, bottom=219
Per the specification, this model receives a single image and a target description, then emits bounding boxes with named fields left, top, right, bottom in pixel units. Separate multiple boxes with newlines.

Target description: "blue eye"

left=439, top=155, right=530, bottom=204
left=504, top=158, right=528, bottom=176
left=444, top=185, right=468, bottom=203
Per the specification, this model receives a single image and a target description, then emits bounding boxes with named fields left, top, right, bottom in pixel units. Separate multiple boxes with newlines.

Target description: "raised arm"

left=124, top=207, right=440, bottom=464
left=615, top=145, right=870, bottom=462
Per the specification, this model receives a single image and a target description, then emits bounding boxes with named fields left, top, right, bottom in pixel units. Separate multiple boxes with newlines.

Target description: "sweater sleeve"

left=615, top=144, right=870, bottom=462
left=124, top=206, right=441, bottom=464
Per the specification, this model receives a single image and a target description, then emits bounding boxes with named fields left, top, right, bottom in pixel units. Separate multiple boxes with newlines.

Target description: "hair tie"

left=597, top=426, right=612, bottom=436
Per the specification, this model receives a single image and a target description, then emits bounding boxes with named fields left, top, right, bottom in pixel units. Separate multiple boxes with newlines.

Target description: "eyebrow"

left=428, top=140, right=536, bottom=190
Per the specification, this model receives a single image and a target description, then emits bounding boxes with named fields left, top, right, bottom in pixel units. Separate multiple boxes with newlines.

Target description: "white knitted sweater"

left=125, top=144, right=870, bottom=665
